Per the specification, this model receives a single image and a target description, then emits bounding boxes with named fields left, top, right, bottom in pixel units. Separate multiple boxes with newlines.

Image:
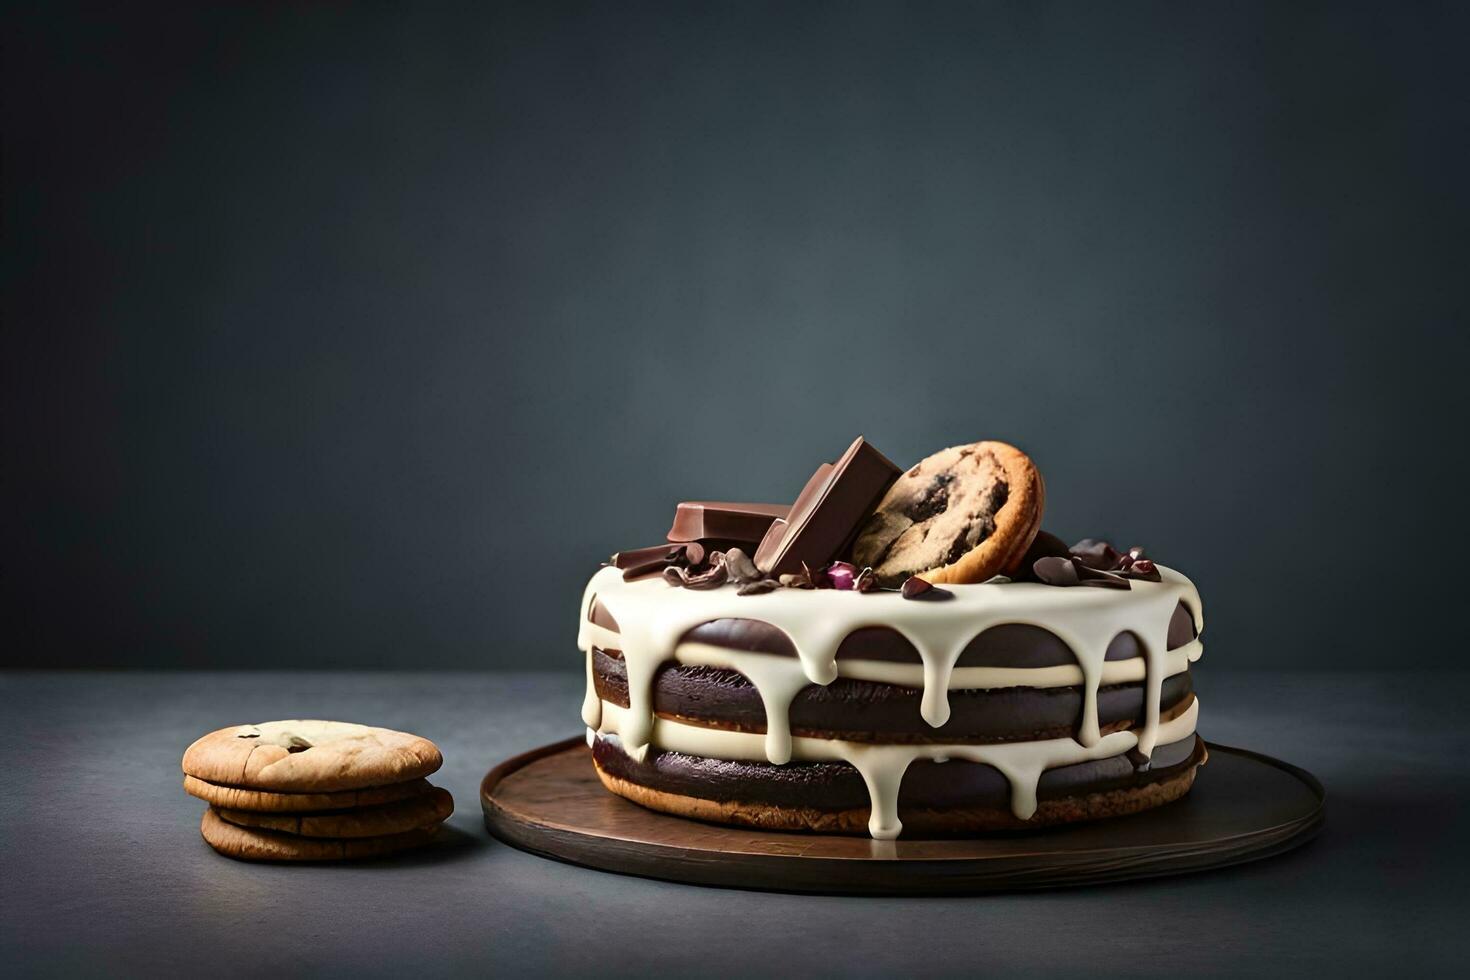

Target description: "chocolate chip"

left=901, top=576, right=953, bottom=601
left=907, top=474, right=954, bottom=522
left=682, top=541, right=707, bottom=568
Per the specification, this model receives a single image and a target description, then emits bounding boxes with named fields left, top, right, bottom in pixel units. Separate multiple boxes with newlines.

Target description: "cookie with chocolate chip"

left=852, top=441, right=1045, bottom=586
left=182, top=720, right=442, bottom=793
left=183, top=774, right=434, bottom=813
left=215, top=786, right=454, bottom=838
left=199, top=807, right=439, bottom=862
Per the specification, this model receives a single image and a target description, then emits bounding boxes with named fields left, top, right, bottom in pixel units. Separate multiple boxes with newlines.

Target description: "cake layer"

left=593, top=731, right=1201, bottom=811
left=592, top=733, right=1206, bottom=835
left=593, top=646, right=1194, bottom=744
left=592, top=695, right=1200, bottom=837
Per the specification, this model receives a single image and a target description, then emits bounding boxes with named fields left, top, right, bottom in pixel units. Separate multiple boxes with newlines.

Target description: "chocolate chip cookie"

left=199, top=807, right=440, bottom=862
left=182, top=720, right=442, bottom=793
left=214, top=786, right=454, bottom=838
left=182, top=774, right=434, bottom=812
left=851, top=440, right=1045, bottom=586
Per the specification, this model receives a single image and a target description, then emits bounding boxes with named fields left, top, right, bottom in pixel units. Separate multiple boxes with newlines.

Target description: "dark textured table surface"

left=4, top=670, right=1466, bottom=977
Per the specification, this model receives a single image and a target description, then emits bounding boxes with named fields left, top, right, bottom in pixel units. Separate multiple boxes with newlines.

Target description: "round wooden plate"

left=481, top=738, right=1324, bottom=894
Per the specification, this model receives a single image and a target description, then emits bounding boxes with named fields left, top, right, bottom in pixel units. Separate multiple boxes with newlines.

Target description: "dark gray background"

left=4, top=1, right=1466, bottom=670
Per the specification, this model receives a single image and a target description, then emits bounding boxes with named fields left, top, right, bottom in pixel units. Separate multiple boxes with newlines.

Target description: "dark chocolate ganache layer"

left=593, top=648, right=1193, bottom=744
left=592, top=732, right=1203, bottom=814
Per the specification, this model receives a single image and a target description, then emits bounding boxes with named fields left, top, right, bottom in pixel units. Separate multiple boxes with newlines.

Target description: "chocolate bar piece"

left=666, top=501, right=789, bottom=546
left=754, top=437, right=901, bottom=576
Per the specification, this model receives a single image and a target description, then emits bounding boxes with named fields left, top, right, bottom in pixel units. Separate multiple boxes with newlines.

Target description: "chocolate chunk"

left=900, top=576, right=953, bottom=601
left=736, top=578, right=780, bottom=596
left=753, top=437, right=901, bottom=576
left=667, top=502, right=790, bottom=546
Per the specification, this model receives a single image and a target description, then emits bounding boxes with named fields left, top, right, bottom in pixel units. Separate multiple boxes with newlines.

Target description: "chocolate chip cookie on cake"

left=182, top=720, right=454, bottom=861
left=582, top=436, right=1206, bottom=839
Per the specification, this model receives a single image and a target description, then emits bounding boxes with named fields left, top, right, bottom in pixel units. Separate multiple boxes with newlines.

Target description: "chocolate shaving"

left=900, top=576, right=953, bottom=601
left=853, top=567, right=879, bottom=593
left=801, top=561, right=830, bottom=590
left=736, top=578, right=780, bottom=596
left=664, top=554, right=729, bottom=590
left=615, top=543, right=701, bottom=581
left=722, top=548, right=761, bottom=584
left=778, top=573, right=814, bottom=590
left=1033, top=555, right=1131, bottom=590
left=1070, top=537, right=1158, bottom=581
left=1069, top=538, right=1125, bottom=571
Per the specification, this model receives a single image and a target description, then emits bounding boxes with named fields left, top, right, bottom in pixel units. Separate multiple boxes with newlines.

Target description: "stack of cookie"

left=183, top=720, right=453, bottom=861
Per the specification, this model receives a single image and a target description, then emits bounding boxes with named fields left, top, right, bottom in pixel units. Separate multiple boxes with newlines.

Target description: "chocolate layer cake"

left=580, top=437, right=1206, bottom=839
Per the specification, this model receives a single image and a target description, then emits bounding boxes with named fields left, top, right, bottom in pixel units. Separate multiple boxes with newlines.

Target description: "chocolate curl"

left=614, top=543, right=707, bottom=581
left=663, top=552, right=729, bottom=590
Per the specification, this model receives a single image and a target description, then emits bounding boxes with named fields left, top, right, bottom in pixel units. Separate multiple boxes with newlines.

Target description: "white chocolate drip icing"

left=594, top=698, right=1200, bottom=838
left=578, top=564, right=1203, bottom=837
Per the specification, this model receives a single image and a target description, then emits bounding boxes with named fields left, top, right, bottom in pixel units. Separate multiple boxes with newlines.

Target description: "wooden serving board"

left=481, top=738, right=1323, bottom=894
